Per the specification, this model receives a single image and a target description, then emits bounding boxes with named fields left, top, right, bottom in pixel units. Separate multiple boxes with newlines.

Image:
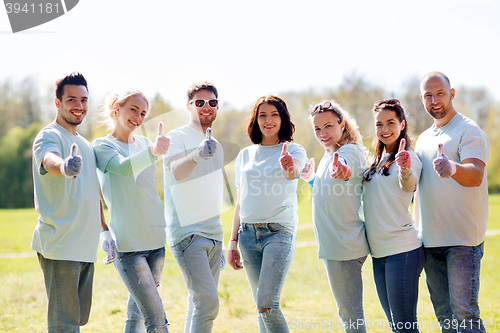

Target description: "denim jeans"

left=324, top=257, right=367, bottom=333
left=373, top=246, right=425, bottom=333
left=424, top=243, right=485, bottom=333
left=114, top=247, right=169, bottom=333
left=238, top=222, right=295, bottom=333
left=170, top=234, right=222, bottom=333
left=37, top=253, right=94, bottom=333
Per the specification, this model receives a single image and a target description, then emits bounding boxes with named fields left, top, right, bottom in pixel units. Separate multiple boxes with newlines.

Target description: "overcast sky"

left=1, top=0, right=499, bottom=111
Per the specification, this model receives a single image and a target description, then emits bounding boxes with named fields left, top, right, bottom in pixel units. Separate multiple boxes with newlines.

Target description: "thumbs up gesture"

left=330, top=152, right=351, bottom=180
left=151, top=121, right=170, bottom=157
left=192, top=127, right=217, bottom=163
left=60, top=143, right=82, bottom=178
left=279, top=142, right=294, bottom=172
left=300, top=157, right=316, bottom=182
left=433, top=143, right=457, bottom=178
left=395, top=138, right=411, bottom=171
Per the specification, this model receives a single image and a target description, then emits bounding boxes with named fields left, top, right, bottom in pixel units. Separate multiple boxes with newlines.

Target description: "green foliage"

left=0, top=123, right=43, bottom=208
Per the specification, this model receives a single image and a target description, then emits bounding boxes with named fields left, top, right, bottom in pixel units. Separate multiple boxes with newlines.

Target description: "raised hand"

left=151, top=121, right=170, bottom=157
left=395, top=138, right=411, bottom=171
left=433, top=143, right=457, bottom=178
left=300, top=157, right=315, bottom=182
left=192, top=127, right=217, bottom=163
left=60, top=143, right=82, bottom=178
left=279, top=142, right=294, bottom=173
left=330, top=151, right=351, bottom=180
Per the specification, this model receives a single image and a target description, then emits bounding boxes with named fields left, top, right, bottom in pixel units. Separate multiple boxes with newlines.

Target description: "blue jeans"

left=424, top=243, right=485, bottom=333
left=114, top=247, right=169, bottom=333
left=238, top=222, right=295, bottom=333
left=170, top=234, right=222, bottom=333
left=37, top=253, right=94, bottom=333
left=323, top=257, right=367, bottom=333
left=373, top=246, right=425, bottom=333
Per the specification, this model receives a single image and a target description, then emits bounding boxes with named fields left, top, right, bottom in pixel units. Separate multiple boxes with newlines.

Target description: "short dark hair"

left=246, top=95, right=295, bottom=144
left=186, top=82, right=218, bottom=101
left=55, top=72, right=88, bottom=101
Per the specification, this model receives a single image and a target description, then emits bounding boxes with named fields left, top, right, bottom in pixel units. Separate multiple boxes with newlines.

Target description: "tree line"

left=1, top=74, right=499, bottom=208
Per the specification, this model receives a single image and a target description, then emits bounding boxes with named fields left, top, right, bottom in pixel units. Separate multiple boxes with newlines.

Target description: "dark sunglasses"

left=310, top=101, right=343, bottom=120
left=374, top=99, right=401, bottom=107
left=190, top=99, right=219, bottom=108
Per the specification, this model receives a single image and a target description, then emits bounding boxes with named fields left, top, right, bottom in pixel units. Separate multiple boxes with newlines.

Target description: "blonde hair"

left=309, top=100, right=363, bottom=149
left=97, top=90, right=150, bottom=132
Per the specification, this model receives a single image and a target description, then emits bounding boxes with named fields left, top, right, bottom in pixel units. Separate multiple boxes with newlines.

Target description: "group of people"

left=31, top=71, right=489, bottom=333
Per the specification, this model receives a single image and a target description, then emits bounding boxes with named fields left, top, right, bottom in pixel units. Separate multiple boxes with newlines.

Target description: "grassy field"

left=1, top=194, right=500, bottom=332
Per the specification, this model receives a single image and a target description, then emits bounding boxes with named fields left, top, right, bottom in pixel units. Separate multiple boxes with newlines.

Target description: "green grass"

left=1, top=194, right=500, bottom=332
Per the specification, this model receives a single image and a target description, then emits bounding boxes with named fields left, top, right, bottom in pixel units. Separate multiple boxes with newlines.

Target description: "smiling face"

left=420, top=75, right=456, bottom=125
left=312, top=111, right=345, bottom=152
left=55, top=85, right=88, bottom=133
left=115, top=95, right=148, bottom=134
left=257, top=102, right=282, bottom=145
left=374, top=108, right=405, bottom=153
left=187, top=89, right=218, bottom=130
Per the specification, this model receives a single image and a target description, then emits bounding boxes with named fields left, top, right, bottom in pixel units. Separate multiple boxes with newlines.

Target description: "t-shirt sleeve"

left=33, top=130, right=63, bottom=175
left=234, top=150, right=243, bottom=188
left=409, top=150, right=422, bottom=181
left=458, top=126, right=489, bottom=164
left=92, top=139, right=119, bottom=173
left=289, top=143, right=307, bottom=170
left=164, top=130, right=186, bottom=168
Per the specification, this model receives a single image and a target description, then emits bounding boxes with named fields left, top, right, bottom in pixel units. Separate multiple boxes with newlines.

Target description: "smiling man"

left=163, top=82, right=225, bottom=333
left=31, top=72, right=104, bottom=332
left=415, top=72, right=489, bottom=333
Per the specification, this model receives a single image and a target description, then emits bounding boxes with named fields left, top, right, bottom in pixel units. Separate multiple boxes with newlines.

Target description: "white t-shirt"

left=235, top=143, right=307, bottom=230
left=416, top=113, right=489, bottom=247
left=163, top=125, right=224, bottom=246
left=92, top=135, right=166, bottom=252
left=363, top=150, right=422, bottom=258
left=31, top=122, right=100, bottom=263
left=312, top=144, right=369, bottom=261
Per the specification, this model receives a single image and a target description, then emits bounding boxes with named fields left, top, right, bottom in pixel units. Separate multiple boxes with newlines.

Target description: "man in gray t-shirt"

left=416, top=71, right=489, bottom=333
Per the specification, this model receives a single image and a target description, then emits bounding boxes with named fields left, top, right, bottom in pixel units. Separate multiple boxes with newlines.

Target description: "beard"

left=61, top=110, right=84, bottom=126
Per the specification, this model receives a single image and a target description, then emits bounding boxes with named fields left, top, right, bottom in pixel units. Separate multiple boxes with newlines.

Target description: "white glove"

left=192, top=127, right=217, bottom=163
left=60, top=143, right=82, bottom=178
left=300, top=157, right=315, bottom=182
left=100, top=230, right=118, bottom=265
left=433, top=143, right=457, bottom=178
left=220, top=242, right=226, bottom=271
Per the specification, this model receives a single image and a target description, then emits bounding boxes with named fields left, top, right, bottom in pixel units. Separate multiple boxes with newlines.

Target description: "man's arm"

left=42, top=152, right=65, bottom=177
left=169, top=154, right=198, bottom=181
left=452, top=158, right=485, bottom=187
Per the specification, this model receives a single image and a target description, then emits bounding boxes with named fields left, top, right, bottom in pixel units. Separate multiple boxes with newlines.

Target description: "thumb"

left=158, top=121, right=164, bottom=136
left=71, top=143, right=78, bottom=157
left=437, top=143, right=443, bottom=157
left=310, top=157, right=315, bottom=170
left=281, top=142, right=288, bottom=156
left=333, top=152, right=339, bottom=167
left=206, top=127, right=212, bottom=140
left=398, top=138, right=406, bottom=153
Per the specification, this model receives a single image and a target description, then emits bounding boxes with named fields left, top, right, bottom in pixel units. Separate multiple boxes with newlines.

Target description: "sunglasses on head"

left=190, top=99, right=219, bottom=108
left=374, top=99, right=401, bottom=107
left=310, top=101, right=343, bottom=120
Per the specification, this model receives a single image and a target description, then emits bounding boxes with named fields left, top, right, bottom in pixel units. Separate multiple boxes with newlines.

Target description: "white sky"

left=1, top=0, right=499, bottom=110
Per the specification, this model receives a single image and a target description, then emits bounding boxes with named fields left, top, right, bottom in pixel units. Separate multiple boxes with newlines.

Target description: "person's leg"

left=372, top=256, right=396, bottom=332
left=252, top=223, right=295, bottom=333
left=170, top=235, right=221, bottom=333
left=38, top=253, right=93, bottom=333
left=324, top=257, right=367, bottom=333
left=424, top=247, right=455, bottom=333
left=238, top=223, right=266, bottom=332
left=114, top=248, right=169, bottom=333
left=446, top=243, right=485, bottom=333
left=384, top=247, right=424, bottom=333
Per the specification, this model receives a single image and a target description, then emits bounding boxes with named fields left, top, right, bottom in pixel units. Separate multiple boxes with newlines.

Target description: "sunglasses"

left=310, top=101, right=343, bottom=120
left=190, top=99, right=219, bottom=108
left=374, top=99, right=401, bottom=107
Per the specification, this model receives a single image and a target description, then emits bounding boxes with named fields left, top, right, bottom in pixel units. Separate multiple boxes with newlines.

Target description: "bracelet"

left=230, top=239, right=238, bottom=242
left=191, top=156, right=198, bottom=164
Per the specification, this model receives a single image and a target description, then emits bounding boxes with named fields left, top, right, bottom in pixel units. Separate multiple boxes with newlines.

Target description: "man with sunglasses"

left=415, top=72, right=489, bottom=333
left=163, top=82, right=224, bottom=333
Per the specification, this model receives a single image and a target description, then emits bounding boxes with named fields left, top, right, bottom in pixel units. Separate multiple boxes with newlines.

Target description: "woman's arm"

left=228, top=189, right=243, bottom=270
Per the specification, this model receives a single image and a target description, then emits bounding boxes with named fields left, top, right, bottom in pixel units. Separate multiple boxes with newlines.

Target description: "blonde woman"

left=92, top=91, right=170, bottom=333
left=301, top=101, right=369, bottom=333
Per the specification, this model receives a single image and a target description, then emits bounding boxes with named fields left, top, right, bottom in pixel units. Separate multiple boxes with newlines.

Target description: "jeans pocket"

left=174, top=234, right=196, bottom=252
left=268, top=223, right=292, bottom=236
left=119, top=251, right=138, bottom=261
